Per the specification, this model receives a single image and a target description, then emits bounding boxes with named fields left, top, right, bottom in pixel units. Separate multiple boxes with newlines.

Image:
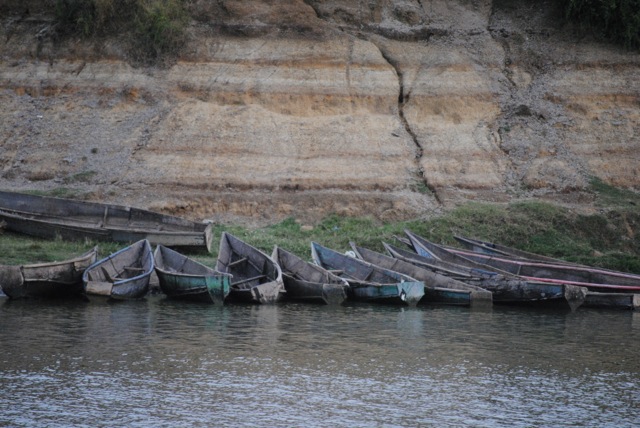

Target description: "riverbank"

left=2, top=196, right=639, bottom=275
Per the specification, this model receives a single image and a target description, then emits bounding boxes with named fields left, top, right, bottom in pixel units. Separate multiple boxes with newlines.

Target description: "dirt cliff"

left=1, top=1, right=638, bottom=226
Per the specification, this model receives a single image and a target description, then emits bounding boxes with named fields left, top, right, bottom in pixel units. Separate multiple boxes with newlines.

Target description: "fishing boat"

left=0, top=190, right=213, bottom=250
left=454, top=236, right=640, bottom=311
left=215, top=232, right=285, bottom=304
left=406, top=230, right=640, bottom=293
left=386, top=241, right=586, bottom=310
left=82, top=239, right=154, bottom=300
left=456, top=235, right=640, bottom=274
left=154, top=245, right=232, bottom=304
left=272, top=246, right=349, bottom=305
left=349, top=243, right=492, bottom=306
left=0, top=247, right=98, bottom=299
left=453, top=235, right=573, bottom=264
left=583, top=291, right=640, bottom=310
left=310, top=242, right=425, bottom=306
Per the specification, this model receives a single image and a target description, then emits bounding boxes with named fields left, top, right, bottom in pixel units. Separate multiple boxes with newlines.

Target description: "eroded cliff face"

left=0, top=0, right=638, bottom=225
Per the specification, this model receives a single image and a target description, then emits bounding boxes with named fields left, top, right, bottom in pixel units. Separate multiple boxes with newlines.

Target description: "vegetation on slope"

left=54, top=0, right=188, bottom=63
left=2, top=179, right=639, bottom=273
left=559, top=0, right=640, bottom=49
left=48, top=0, right=640, bottom=67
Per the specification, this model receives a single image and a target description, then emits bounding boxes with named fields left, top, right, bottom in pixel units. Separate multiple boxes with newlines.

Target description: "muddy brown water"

left=1, top=297, right=639, bottom=427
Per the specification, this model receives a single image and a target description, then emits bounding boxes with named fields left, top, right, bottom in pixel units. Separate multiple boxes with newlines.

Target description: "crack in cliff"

left=302, top=0, right=440, bottom=203
left=375, top=44, right=441, bottom=204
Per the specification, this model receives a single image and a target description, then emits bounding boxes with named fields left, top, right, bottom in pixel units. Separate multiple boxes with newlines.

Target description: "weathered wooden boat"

left=407, top=230, right=640, bottom=294
left=0, top=190, right=213, bottom=250
left=82, top=239, right=154, bottom=300
left=272, top=246, right=349, bottom=305
left=310, top=242, right=425, bottom=306
left=386, top=241, right=587, bottom=310
left=0, top=247, right=98, bottom=299
left=215, top=232, right=285, bottom=304
left=456, top=235, right=640, bottom=277
left=583, top=291, right=640, bottom=310
left=454, top=235, right=575, bottom=264
left=154, top=245, right=232, bottom=304
left=349, top=243, right=492, bottom=307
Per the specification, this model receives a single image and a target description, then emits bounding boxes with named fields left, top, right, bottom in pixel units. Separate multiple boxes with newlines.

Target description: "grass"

left=1, top=197, right=639, bottom=273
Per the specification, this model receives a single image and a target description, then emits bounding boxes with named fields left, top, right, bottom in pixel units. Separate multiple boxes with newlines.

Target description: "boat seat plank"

left=228, top=257, right=248, bottom=268
left=232, top=275, right=266, bottom=287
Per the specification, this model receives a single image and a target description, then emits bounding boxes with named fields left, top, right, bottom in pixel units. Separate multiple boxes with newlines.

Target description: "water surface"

left=1, top=297, right=639, bottom=427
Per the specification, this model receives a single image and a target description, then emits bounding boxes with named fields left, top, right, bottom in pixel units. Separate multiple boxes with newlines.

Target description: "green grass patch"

left=590, top=176, right=640, bottom=208
left=2, top=200, right=640, bottom=274
left=0, top=232, right=122, bottom=265
left=63, top=171, right=97, bottom=184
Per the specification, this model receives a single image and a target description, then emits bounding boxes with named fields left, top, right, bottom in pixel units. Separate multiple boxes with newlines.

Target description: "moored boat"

left=272, top=246, right=349, bottom=305
left=310, top=242, right=425, bottom=306
left=216, top=232, right=285, bottom=304
left=0, top=190, right=213, bottom=250
left=82, top=239, right=154, bottom=300
left=0, top=247, right=98, bottom=299
left=350, top=243, right=492, bottom=307
left=407, top=230, right=640, bottom=294
left=386, top=240, right=586, bottom=310
left=154, top=245, right=232, bottom=304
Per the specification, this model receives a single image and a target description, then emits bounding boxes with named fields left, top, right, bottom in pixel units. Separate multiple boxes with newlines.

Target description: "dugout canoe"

left=349, top=243, right=492, bottom=307
left=216, top=232, right=285, bottom=304
left=0, top=247, right=98, bottom=299
left=310, top=242, right=425, bottom=306
left=386, top=240, right=586, bottom=310
left=272, top=246, right=349, bottom=305
left=154, top=245, right=232, bottom=304
left=82, top=239, right=154, bottom=300
left=0, top=190, right=213, bottom=250
left=407, top=230, right=640, bottom=294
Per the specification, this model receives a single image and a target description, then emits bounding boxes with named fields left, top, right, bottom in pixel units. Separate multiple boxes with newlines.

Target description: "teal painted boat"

left=154, top=245, right=232, bottom=304
left=310, top=242, right=425, bottom=306
left=349, top=243, right=492, bottom=307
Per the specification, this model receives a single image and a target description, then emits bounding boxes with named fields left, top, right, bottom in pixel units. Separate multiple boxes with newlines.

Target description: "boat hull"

left=0, top=248, right=98, bottom=299
left=310, top=242, right=425, bottom=306
left=0, top=190, right=212, bottom=250
left=154, top=245, right=231, bottom=304
left=83, top=240, right=154, bottom=300
left=216, top=233, right=285, bottom=304
left=273, top=246, right=348, bottom=305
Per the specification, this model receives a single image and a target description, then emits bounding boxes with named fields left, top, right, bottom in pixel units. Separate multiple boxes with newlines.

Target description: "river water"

left=1, top=297, right=639, bottom=427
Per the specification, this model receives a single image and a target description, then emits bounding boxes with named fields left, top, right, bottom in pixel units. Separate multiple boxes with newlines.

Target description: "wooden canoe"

left=215, top=232, right=285, bottom=304
left=154, top=245, right=232, bottom=304
left=0, top=190, right=213, bottom=250
left=310, top=242, right=425, bottom=306
left=387, top=240, right=587, bottom=310
left=82, top=239, right=154, bottom=300
left=0, top=247, right=98, bottom=299
left=272, top=246, right=349, bottom=305
left=455, top=235, right=640, bottom=277
left=407, top=231, right=640, bottom=293
left=349, top=243, right=492, bottom=307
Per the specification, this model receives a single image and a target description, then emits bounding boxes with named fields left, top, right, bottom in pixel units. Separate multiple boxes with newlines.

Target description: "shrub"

left=54, top=0, right=187, bottom=63
left=559, top=0, right=640, bottom=49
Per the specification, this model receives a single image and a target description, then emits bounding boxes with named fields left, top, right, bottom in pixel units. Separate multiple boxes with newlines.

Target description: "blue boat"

left=310, top=242, right=424, bottom=306
left=82, top=239, right=154, bottom=300
left=349, top=243, right=492, bottom=307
